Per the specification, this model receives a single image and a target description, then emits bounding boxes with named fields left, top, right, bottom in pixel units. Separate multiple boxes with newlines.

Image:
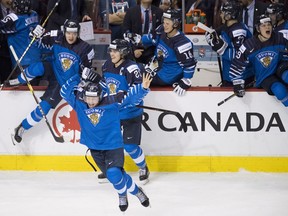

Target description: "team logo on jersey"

left=157, top=44, right=168, bottom=58
left=85, top=108, right=104, bottom=126
left=256, top=51, right=277, bottom=68
left=58, top=52, right=77, bottom=72
left=106, top=78, right=120, bottom=95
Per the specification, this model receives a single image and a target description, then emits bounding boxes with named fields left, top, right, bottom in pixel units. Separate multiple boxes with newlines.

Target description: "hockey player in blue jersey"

left=97, top=39, right=149, bottom=184
left=205, top=0, right=254, bottom=87
left=229, top=14, right=288, bottom=107
left=266, top=2, right=288, bottom=39
left=0, top=0, right=41, bottom=80
left=9, top=19, right=94, bottom=144
left=141, top=8, right=197, bottom=96
left=60, top=72, right=152, bottom=212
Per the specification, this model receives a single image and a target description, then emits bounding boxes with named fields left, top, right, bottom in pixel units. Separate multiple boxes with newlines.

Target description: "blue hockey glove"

left=173, top=78, right=192, bottom=96
left=233, top=79, right=245, bottom=97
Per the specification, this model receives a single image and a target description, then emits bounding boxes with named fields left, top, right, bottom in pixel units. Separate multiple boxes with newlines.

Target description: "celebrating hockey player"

left=229, top=14, right=288, bottom=107
left=141, top=8, right=197, bottom=96
left=0, top=0, right=41, bottom=81
left=60, top=72, right=152, bottom=212
left=7, top=19, right=94, bottom=144
left=99, top=39, right=149, bottom=184
left=205, top=0, right=254, bottom=87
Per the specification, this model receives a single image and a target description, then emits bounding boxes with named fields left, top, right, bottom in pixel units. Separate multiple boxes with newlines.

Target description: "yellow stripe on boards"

left=1, top=155, right=288, bottom=172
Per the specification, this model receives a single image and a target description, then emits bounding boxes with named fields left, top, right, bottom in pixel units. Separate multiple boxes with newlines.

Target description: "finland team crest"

left=85, top=108, right=105, bottom=126
left=256, top=51, right=277, bottom=68
left=106, top=78, right=120, bottom=95
left=58, top=52, right=77, bottom=71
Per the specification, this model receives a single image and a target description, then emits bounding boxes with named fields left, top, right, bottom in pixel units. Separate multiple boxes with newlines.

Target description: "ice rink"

left=1, top=171, right=288, bottom=216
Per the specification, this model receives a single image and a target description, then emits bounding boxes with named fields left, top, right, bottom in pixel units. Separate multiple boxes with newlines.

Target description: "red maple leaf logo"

left=59, top=110, right=81, bottom=143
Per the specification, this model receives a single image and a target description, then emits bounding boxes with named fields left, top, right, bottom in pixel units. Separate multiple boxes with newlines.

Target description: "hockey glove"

left=205, top=31, right=227, bottom=55
left=205, top=30, right=217, bottom=47
left=233, top=79, right=245, bottom=97
left=144, top=56, right=159, bottom=77
left=123, top=32, right=142, bottom=45
left=31, top=25, right=45, bottom=39
left=81, top=67, right=102, bottom=83
left=173, top=78, right=192, bottom=96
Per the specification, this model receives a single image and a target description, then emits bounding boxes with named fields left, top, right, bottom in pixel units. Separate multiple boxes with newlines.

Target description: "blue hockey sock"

left=271, top=82, right=288, bottom=107
left=281, top=70, right=288, bottom=84
left=123, top=171, right=139, bottom=195
left=22, top=100, right=52, bottom=130
left=106, top=167, right=127, bottom=196
left=124, top=144, right=146, bottom=169
left=18, top=62, right=45, bottom=83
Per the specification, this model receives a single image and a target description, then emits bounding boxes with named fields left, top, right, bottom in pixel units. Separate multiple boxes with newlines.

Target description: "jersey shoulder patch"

left=126, top=64, right=139, bottom=73
left=4, top=13, right=18, bottom=22
left=177, top=42, right=192, bottom=54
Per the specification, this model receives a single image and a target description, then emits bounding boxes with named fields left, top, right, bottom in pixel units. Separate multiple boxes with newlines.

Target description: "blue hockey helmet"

left=108, top=39, right=131, bottom=59
left=63, top=19, right=81, bottom=36
left=84, top=82, right=103, bottom=107
left=162, top=8, right=182, bottom=29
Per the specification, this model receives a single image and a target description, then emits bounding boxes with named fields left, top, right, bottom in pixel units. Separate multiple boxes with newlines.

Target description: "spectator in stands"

left=0, top=0, right=13, bottom=83
left=142, top=9, right=197, bottom=96
left=122, top=0, right=163, bottom=64
left=230, top=14, right=288, bottom=107
left=46, top=0, right=91, bottom=31
left=238, top=0, right=269, bottom=35
left=205, top=0, right=254, bottom=87
left=99, top=0, right=136, bottom=41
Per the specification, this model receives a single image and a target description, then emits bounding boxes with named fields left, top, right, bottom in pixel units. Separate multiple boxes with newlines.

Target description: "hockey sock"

left=18, top=62, right=45, bottom=83
left=22, top=100, right=52, bottom=130
left=271, top=82, right=288, bottom=106
left=123, top=171, right=139, bottom=195
left=124, top=144, right=146, bottom=169
left=106, top=167, right=127, bottom=196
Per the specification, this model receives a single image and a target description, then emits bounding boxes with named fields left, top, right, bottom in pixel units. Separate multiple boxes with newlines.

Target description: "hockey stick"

left=0, top=0, right=61, bottom=91
left=217, top=80, right=256, bottom=106
left=137, top=105, right=187, bottom=132
left=10, top=45, right=65, bottom=143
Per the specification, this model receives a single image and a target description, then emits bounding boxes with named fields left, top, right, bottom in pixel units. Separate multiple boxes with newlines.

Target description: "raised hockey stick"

left=137, top=105, right=187, bottom=132
left=10, top=45, right=65, bottom=143
left=217, top=80, right=256, bottom=106
left=0, top=0, right=61, bottom=91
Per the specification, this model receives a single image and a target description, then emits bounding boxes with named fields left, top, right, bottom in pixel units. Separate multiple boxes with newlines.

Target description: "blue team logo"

left=106, top=78, right=120, bottom=95
left=157, top=44, right=169, bottom=58
left=85, top=108, right=105, bottom=126
left=58, top=52, right=77, bottom=72
left=256, top=51, right=277, bottom=68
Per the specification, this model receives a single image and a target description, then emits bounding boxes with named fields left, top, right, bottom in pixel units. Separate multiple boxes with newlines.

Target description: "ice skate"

left=139, top=166, right=150, bottom=185
left=98, top=173, right=109, bottom=184
left=136, top=187, right=150, bottom=207
left=4, top=79, right=20, bottom=88
left=11, top=123, right=25, bottom=145
left=118, top=195, right=128, bottom=212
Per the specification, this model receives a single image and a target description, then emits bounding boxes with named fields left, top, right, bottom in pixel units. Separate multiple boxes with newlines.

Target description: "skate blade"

left=140, top=178, right=149, bottom=185
left=10, top=133, right=20, bottom=146
left=98, top=178, right=109, bottom=184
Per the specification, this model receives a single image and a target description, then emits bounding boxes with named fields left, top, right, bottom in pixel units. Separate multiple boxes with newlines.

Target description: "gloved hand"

left=205, top=30, right=218, bottom=47
left=123, top=32, right=141, bottom=45
left=173, top=78, right=192, bottom=96
left=233, top=79, right=245, bottom=97
left=81, top=67, right=102, bottom=83
left=144, top=56, right=159, bottom=77
left=31, top=25, right=45, bottom=39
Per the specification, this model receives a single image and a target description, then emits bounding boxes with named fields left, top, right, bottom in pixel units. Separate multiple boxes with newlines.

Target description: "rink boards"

left=0, top=87, right=288, bottom=172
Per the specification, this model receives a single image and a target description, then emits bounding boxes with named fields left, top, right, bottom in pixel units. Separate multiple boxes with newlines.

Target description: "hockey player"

left=8, top=19, right=94, bottom=144
left=205, top=0, right=254, bottom=87
left=98, top=39, right=149, bottom=184
left=266, top=2, right=288, bottom=39
left=229, top=14, right=288, bottom=107
left=60, top=72, right=152, bottom=212
left=141, top=8, right=197, bottom=96
left=0, top=0, right=41, bottom=80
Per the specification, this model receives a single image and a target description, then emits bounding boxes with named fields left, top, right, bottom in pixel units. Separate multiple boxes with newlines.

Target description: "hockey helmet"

left=63, top=19, right=80, bottom=36
left=266, top=3, right=286, bottom=22
left=84, top=82, right=103, bottom=107
left=12, top=0, right=31, bottom=14
left=162, top=8, right=182, bottom=28
left=255, top=14, right=272, bottom=28
left=108, top=39, right=131, bottom=58
left=220, top=1, right=241, bottom=20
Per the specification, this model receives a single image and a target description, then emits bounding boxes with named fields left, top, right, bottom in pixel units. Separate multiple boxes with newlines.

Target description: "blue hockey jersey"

left=60, top=74, right=149, bottom=150
left=102, top=58, right=143, bottom=120
left=229, top=32, right=288, bottom=87
left=142, top=29, right=197, bottom=84
left=0, top=11, right=41, bottom=66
